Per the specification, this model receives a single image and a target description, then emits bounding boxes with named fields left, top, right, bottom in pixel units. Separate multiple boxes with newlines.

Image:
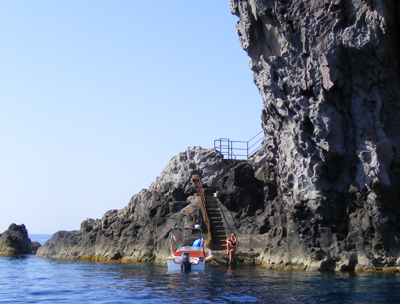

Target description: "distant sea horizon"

left=29, top=234, right=52, bottom=246
left=7, top=235, right=398, bottom=302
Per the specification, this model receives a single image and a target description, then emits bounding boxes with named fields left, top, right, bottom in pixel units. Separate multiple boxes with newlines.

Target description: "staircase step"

left=212, top=242, right=227, bottom=246
left=212, top=238, right=226, bottom=241
left=207, top=209, right=222, bottom=216
left=212, top=240, right=227, bottom=244
left=211, top=225, right=225, bottom=230
left=211, top=228, right=225, bottom=232
left=212, top=243, right=227, bottom=248
left=210, top=217, right=223, bottom=221
left=206, top=206, right=220, bottom=209
left=210, top=224, right=224, bottom=228
left=211, top=232, right=225, bottom=236
left=212, top=245, right=226, bottom=249
left=211, top=235, right=227, bottom=240
left=212, top=240, right=226, bottom=243
left=210, top=222, right=224, bottom=226
left=206, top=209, right=220, bottom=213
left=206, top=206, right=219, bottom=210
left=211, top=226, right=225, bottom=230
left=212, top=239, right=226, bottom=243
left=211, top=230, right=226, bottom=235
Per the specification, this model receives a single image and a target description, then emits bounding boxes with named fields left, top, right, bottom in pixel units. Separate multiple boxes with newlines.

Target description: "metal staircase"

left=205, top=196, right=227, bottom=250
left=192, top=174, right=228, bottom=251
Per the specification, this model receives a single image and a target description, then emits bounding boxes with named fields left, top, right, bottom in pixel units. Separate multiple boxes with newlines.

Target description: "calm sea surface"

left=1, top=234, right=400, bottom=303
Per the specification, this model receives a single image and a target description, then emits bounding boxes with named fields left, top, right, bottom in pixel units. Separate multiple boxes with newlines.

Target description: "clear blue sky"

left=0, top=1, right=262, bottom=234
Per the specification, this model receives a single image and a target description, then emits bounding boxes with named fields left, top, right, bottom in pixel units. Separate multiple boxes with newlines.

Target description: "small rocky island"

left=38, top=0, right=400, bottom=271
left=0, top=224, right=41, bottom=255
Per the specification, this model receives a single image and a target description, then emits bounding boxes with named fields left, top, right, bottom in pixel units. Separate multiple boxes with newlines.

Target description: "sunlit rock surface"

left=0, top=223, right=40, bottom=255
left=38, top=1, right=400, bottom=271
left=36, top=147, right=227, bottom=261
left=231, top=0, right=400, bottom=270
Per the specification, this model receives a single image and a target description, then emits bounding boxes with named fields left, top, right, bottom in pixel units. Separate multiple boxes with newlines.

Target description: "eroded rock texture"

left=37, top=1, right=400, bottom=271
left=231, top=0, right=400, bottom=270
left=37, top=147, right=229, bottom=261
left=0, top=223, right=40, bottom=255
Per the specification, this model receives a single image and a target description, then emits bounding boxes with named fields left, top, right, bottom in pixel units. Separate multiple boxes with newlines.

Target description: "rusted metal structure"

left=191, top=174, right=211, bottom=247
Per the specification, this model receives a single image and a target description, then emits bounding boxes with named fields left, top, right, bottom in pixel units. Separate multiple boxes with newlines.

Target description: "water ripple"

left=1, top=255, right=400, bottom=303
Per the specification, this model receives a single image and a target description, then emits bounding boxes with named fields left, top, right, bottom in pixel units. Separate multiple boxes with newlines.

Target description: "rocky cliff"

left=37, top=147, right=230, bottom=261
left=38, top=0, right=400, bottom=271
left=231, top=0, right=400, bottom=270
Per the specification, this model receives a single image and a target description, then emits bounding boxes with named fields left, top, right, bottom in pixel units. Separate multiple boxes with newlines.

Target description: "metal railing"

left=220, top=207, right=237, bottom=235
left=214, top=130, right=263, bottom=159
left=192, top=174, right=211, bottom=247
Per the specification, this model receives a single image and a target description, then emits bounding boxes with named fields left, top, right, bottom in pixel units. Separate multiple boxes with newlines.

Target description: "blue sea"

left=1, top=234, right=400, bottom=303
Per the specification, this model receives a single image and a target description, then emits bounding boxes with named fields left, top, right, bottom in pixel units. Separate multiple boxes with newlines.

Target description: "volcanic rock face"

left=231, top=0, right=400, bottom=270
left=0, top=223, right=40, bottom=255
left=217, top=162, right=265, bottom=217
left=37, top=1, right=400, bottom=271
left=37, top=147, right=229, bottom=261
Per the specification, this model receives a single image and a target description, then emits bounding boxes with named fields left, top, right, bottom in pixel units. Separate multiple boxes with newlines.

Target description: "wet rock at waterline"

left=0, top=223, right=41, bottom=255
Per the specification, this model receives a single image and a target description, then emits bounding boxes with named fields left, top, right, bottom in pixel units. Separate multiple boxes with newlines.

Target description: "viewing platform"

left=214, top=131, right=263, bottom=160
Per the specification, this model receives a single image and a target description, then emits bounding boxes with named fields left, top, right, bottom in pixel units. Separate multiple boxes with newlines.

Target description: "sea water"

left=1, top=235, right=400, bottom=303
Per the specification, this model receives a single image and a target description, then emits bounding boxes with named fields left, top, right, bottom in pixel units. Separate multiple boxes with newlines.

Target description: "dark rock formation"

left=37, top=147, right=230, bottom=261
left=31, top=241, right=41, bottom=254
left=217, top=162, right=264, bottom=217
left=37, top=1, right=400, bottom=271
left=230, top=0, right=400, bottom=270
left=0, top=223, right=40, bottom=255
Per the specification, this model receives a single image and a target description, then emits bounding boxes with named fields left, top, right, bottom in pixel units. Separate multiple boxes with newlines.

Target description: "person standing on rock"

left=226, top=233, right=237, bottom=264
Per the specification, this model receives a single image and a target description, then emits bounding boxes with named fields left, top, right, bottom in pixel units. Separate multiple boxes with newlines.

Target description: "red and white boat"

left=166, top=226, right=214, bottom=272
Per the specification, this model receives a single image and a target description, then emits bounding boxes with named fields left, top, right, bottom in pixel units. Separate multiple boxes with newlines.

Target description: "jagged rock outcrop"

left=0, top=223, right=40, bottom=255
left=37, top=147, right=230, bottom=261
left=37, top=1, right=400, bottom=271
left=230, top=0, right=400, bottom=270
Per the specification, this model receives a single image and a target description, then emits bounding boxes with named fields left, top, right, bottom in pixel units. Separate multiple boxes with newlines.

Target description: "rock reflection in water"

left=1, top=256, right=400, bottom=303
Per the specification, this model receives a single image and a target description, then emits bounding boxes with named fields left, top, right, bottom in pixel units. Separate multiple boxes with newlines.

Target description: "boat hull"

left=166, top=246, right=214, bottom=272
left=166, top=258, right=211, bottom=272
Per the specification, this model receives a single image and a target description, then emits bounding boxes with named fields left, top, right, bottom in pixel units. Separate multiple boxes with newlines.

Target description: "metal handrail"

left=220, top=206, right=236, bottom=235
left=214, top=130, right=263, bottom=159
left=192, top=174, right=211, bottom=247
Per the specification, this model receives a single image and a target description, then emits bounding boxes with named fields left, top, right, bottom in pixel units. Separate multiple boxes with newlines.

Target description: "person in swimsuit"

left=226, top=233, right=237, bottom=264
